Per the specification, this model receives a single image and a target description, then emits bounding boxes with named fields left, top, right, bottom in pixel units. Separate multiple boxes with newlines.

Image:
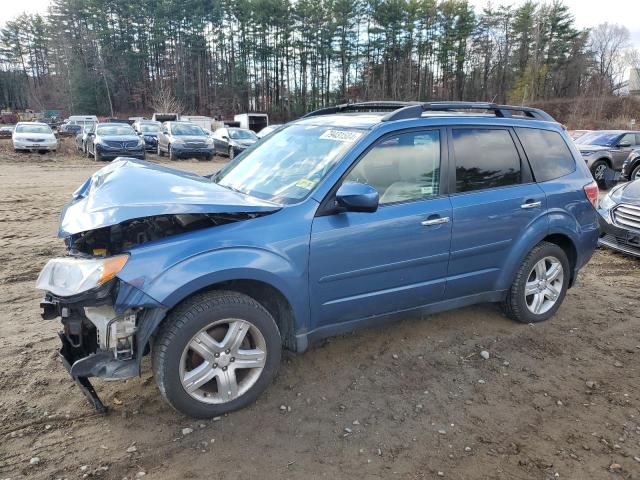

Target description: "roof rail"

left=381, top=102, right=555, bottom=122
left=302, top=101, right=419, bottom=118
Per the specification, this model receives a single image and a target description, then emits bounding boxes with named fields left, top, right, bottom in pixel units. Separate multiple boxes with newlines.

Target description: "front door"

left=309, top=129, right=452, bottom=329
left=611, top=133, right=636, bottom=170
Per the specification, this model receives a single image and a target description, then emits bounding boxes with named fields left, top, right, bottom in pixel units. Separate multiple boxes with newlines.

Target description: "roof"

left=298, top=101, right=557, bottom=129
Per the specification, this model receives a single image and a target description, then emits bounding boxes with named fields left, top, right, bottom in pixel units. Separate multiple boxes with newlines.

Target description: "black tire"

left=93, top=148, right=102, bottom=162
left=228, top=147, right=234, bottom=160
left=631, top=163, right=640, bottom=182
left=501, top=241, right=570, bottom=324
left=169, top=144, right=178, bottom=161
left=591, top=160, right=608, bottom=182
left=158, top=143, right=165, bottom=157
left=152, top=290, right=281, bottom=418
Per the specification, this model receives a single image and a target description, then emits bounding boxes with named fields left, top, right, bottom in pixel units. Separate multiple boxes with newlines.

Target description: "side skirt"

left=295, top=290, right=508, bottom=352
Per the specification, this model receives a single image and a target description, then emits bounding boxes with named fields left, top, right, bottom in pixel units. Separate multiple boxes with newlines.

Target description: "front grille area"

left=612, top=204, right=640, bottom=231
left=599, top=233, right=640, bottom=256
left=103, top=140, right=140, bottom=149
left=185, top=141, right=207, bottom=148
left=26, top=138, right=45, bottom=142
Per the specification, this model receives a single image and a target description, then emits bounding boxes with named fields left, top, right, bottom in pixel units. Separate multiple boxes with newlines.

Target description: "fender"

left=496, top=209, right=586, bottom=291
left=494, top=212, right=549, bottom=291
left=125, top=246, right=308, bottom=332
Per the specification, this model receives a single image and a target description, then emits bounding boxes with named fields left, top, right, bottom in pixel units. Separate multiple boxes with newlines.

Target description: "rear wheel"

left=631, top=163, right=640, bottom=181
left=502, top=241, right=569, bottom=324
left=157, top=143, right=165, bottom=157
left=93, top=148, right=102, bottom=162
left=228, top=147, right=235, bottom=160
left=152, top=291, right=281, bottom=418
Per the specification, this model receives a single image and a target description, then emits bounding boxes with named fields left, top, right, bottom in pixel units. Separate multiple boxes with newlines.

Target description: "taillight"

left=583, top=181, right=598, bottom=208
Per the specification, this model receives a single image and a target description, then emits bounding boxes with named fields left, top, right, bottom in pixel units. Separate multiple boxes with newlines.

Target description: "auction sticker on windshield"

left=319, top=129, right=363, bottom=142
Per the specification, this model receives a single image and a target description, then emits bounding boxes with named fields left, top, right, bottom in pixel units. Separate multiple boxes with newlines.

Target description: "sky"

left=0, top=0, right=638, bottom=48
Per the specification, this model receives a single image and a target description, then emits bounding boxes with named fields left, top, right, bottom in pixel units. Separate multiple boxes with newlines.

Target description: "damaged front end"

left=38, top=158, right=281, bottom=412
left=37, top=255, right=166, bottom=413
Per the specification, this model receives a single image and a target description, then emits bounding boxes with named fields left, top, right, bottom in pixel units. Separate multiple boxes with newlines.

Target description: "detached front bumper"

left=597, top=208, right=640, bottom=258
left=40, top=279, right=167, bottom=412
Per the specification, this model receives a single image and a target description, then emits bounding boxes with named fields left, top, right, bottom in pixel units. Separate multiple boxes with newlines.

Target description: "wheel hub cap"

left=524, top=256, right=564, bottom=315
left=179, top=319, right=267, bottom=405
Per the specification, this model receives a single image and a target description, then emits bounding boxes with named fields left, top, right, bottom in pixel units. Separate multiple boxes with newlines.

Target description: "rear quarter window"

left=516, top=128, right=576, bottom=182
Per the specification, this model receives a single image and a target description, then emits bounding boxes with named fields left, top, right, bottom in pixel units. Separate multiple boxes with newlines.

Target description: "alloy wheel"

left=594, top=164, right=606, bottom=180
left=179, top=318, right=267, bottom=404
left=524, top=256, right=564, bottom=315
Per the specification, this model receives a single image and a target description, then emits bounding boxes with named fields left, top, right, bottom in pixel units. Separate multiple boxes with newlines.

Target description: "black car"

left=622, top=149, right=640, bottom=181
left=86, top=123, right=146, bottom=161
left=576, top=131, right=640, bottom=182
left=134, top=121, right=162, bottom=151
left=212, top=127, right=258, bottom=159
left=60, top=123, right=82, bottom=135
left=597, top=179, right=640, bottom=258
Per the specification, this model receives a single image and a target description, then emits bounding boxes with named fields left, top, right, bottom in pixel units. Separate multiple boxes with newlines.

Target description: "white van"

left=68, top=115, right=99, bottom=125
left=234, top=113, right=268, bottom=133
left=181, top=115, right=213, bottom=132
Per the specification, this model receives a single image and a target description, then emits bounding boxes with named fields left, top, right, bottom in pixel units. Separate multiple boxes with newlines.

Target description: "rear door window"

left=515, top=128, right=576, bottom=182
left=452, top=128, right=521, bottom=193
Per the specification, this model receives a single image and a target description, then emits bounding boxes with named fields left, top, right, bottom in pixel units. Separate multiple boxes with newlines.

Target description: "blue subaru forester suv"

left=37, top=102, right=599, bottom=418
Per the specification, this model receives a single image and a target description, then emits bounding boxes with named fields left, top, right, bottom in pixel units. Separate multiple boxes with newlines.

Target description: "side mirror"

left=335, top=182, right=379, bottom=213
left=222, top=135, right=229, bottom=141
left=618, top=140, right=631, bottom=148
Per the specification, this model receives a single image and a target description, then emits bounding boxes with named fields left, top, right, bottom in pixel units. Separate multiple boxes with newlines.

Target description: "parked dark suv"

left=575, top=130, right=640, bottom=181
left=37, top=102, right=599, bottom=418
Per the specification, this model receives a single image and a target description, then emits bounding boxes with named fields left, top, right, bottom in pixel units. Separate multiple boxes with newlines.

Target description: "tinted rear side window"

left=452, top=128, right=521, bottom=193
left=515, top=128, right=576, bottom=182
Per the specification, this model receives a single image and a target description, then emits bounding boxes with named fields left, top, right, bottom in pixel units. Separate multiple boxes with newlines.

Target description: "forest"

left=0, top=0, right=635, bottom=120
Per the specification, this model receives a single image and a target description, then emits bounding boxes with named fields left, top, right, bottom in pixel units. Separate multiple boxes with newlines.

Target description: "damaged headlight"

left=36, top=254, right=128, bottom=297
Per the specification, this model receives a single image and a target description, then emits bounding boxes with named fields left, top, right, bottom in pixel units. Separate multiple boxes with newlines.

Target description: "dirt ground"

left=0, top=138, right=639, bottom=480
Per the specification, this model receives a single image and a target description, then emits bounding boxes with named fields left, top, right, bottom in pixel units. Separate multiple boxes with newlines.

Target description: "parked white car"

left=12, top=122, right=58, bottom=152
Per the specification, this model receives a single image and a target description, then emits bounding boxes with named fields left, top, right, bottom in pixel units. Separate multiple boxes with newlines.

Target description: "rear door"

left=309, top=128, right=452, bottom=328
left=611, top=133, right=635, bottom=169
left=445, top=126, right=546, bottom=299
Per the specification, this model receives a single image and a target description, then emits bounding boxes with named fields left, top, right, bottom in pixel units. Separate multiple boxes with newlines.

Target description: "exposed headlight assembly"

left=599, top=193, right=617, bottom=211
left=36, top=255, right=128, bottom=297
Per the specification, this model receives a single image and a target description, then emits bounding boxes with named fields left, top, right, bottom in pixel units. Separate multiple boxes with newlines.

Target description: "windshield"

left=229, top=129, right=257, bottom=140
left=172, top=123, right=205, bottom=136
left=15, top=124, right=52, bottom=134
left=96, top=125, right=136, bottom=136
left=140, top=123, right=161, bottom=133
left=215, top=124, right=364, bottom=204
left=578, top=132, right=619, bottom=147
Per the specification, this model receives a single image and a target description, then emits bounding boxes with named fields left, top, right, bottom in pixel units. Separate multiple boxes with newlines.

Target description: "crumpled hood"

left=59, top=158, right=280, bottom=237
left=576, top=144, right=609, bottom=153
left=617, top=179, right=640, bottom=205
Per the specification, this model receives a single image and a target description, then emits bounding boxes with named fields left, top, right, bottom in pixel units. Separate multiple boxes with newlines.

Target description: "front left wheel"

left=152, top=291, right=281, bottom=418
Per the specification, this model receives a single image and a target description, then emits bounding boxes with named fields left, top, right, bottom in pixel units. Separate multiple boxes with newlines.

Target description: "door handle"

left=421, top=216, right=450, bottom=226
left=521, top=201, right=542, bottom=209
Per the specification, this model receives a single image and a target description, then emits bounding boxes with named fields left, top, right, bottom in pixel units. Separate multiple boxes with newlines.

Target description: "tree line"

left=0, top=0, right=635, bottom=120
